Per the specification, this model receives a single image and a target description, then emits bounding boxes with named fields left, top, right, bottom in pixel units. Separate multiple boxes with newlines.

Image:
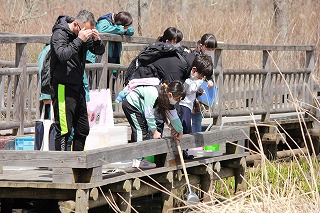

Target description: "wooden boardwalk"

left=0, top=33, right=319, bottom=212
left=0, top=126, right=249, bottom=212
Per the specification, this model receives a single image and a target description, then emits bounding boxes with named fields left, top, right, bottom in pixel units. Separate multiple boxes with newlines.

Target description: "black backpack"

left=124, top=42, right=189, bottom=85
left=40, top=49, right=53, bottom=95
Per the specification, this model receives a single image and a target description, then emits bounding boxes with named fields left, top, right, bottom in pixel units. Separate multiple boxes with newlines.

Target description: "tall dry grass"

left=1, top=1, right=319, bottom=211
left=0, top=0, right=319, bottom=73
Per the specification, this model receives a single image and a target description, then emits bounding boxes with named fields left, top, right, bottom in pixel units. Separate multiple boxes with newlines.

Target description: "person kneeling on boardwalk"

left=122, top=80, right=185, bottom=169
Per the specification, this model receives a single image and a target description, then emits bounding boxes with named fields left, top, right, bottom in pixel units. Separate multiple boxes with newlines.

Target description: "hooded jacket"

left=50, top=16, right=105, bottom=91
left=86, top=13, right=134, bottom=64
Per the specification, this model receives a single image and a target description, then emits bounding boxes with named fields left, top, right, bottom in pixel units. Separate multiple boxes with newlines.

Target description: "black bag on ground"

left=34, top=104, right=56, bottom=151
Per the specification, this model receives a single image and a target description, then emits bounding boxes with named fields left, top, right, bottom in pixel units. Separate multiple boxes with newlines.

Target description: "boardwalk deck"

left=0, top=126, right=249, bottom=212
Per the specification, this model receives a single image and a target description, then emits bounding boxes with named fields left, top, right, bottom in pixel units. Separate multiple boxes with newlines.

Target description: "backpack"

left=40, top=49, right=53, bottom=95
left=124, top=42, right=189, bottom=85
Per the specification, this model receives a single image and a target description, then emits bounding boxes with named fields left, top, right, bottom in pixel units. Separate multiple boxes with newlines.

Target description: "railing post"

left=306, top=49, right=316, bottom=117
left=14, top=43, right=27, bottom=135
left=212, top=49, right=223, bottom=126
left=98, top=40, right=109, bottom=89
left=261, top=50, right=271, bottom=122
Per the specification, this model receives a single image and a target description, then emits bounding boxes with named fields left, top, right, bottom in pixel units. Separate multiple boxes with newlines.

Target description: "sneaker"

left=132, top=159, right=156, bottom=169
left=183, top=150, right=194, bottom=160
left=139, top=159, right=157, bottom=169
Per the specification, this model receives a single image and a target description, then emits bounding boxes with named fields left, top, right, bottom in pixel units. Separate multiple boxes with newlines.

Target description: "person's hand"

left=207, top=80, right=214, bottom=88
left=91, top=29, right=101, bottom=41
left=78, top=27, right=93, bottom=42
left=175, top=132, right=183, bottom=141
left=153, top=130, right=161, bottom=139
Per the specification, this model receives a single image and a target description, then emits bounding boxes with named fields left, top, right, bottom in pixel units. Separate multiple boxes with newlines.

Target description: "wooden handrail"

left=0, top=33, right=316, bottom=133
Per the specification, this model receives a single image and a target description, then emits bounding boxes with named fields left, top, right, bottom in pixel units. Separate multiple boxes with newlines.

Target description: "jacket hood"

left=52, top=16, right=75, bottom=34
left=97, top=13, right=113, bottom=23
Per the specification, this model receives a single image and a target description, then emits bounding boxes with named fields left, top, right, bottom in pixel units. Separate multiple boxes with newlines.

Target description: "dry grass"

left=0, top=0, right=319, bottom=73
left=1, top=1, right=320, bottom=212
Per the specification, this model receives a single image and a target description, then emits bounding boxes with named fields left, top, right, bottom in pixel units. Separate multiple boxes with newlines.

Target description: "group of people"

left=40, top=9, right=218, bottom=169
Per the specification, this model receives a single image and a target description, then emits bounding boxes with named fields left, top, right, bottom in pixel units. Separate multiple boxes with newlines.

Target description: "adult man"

left=50, top=10, right=105, bottom=151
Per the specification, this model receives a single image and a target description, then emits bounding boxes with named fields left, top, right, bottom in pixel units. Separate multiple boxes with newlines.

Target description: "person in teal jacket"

left=86, top=12, right=134, bottom=106
left=38, top=44, right=90, bottom=150
left=86, top=11, right=134, bottom=64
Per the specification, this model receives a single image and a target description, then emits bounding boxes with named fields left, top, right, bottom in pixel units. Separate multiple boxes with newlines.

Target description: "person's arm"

left=51, top=29, right=83, bottom=62
left=184, top=78, right=204, bottom=95
left=166, top=109, right=183, bottom=133
left=87, top=37, right=105, bottom=56
left=97, top=19, right=126, bottom=35
left=125, top=26, right=134, bottom=36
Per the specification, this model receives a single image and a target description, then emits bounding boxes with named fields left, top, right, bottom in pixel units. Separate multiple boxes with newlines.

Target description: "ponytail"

left=157, top=81, right=185, bottom=123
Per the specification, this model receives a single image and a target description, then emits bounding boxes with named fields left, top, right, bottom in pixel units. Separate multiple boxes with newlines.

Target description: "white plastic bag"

left=87, top=89, right=114, bottom=128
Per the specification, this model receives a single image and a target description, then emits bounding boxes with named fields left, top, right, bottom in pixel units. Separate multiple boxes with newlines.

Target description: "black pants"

left=122, top=98, right=150, bottom=142
left=52, top=84, right=89, bottom=151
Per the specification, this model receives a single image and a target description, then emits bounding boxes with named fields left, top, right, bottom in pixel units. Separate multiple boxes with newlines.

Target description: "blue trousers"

left=191, top=113, right=203, bottom=133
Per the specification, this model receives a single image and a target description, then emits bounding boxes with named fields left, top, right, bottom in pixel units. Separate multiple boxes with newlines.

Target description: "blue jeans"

left=191, top=113, right=202, bottom=133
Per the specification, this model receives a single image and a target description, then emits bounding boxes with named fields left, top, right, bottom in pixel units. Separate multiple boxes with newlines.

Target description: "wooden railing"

left=211, top=45, right=315, bottom=125
left=0, top=33, right=316, bottom=134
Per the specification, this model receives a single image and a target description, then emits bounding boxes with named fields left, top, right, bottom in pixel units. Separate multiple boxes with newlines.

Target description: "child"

left=179, top=54, right=213, bottom=134
left=191, top=34, right=218, bottom=133
left=122, top=81, right=186, bottom=169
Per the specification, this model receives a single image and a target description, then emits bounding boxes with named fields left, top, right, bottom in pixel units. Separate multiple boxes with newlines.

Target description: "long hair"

left=195, top=33, right=217, bottom=54
left=157, top=27, right=183, bottom=44
left=157, top=81, right=185, bottom=123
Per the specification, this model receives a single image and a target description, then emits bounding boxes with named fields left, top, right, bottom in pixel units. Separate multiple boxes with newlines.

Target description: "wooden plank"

left=227, top=75, right=232, bottom=111
left=233, top=74, right=237, bottom=111
left=27, top=73, right=33, bottom=121
left=0, top=127, right=249, bottom=170
left=85, top=62, right=129, bottom=72
left=85, top=126, right=249, bottom=167
left=122, top=44, right=147, bottom=51
left=98, top=41, right=109, bottom=89
left=53, top=168, right=74, bottom=184
left=0, top=75, right=3, bottom=114
left=0, top=34, right=313, bottom=51
left=15, top=43, right=27, bottom=135
left=258, top=73, right=263, bottom=110
left=212, top=49, right=223, bottom=125
left=218, top=43, right=314, bottom=51
left=248, top=74, right=253, bottom=110
left=0, top=34, right=51, bottom=43
left=0, top=187, right=76, bottom=199
left=261, top=50, right=271, bottom=122
left=0, top=151, right=87, bottom=168
left=0, top=122, right=20, bottom=129
left=6, top=75, right=13, bottom=123
left=223, top=68, right=311, bottom=75
left=253, top=74, right=257, bottom=110
left=0, top=153, right=249, bottom=190
left=0, top=67, right=21, bottom=75
left=0, top=60, right=37, bottom=68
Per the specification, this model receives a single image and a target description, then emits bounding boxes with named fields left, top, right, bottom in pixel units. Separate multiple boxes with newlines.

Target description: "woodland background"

left=0, top=0, right=319, bottom=73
